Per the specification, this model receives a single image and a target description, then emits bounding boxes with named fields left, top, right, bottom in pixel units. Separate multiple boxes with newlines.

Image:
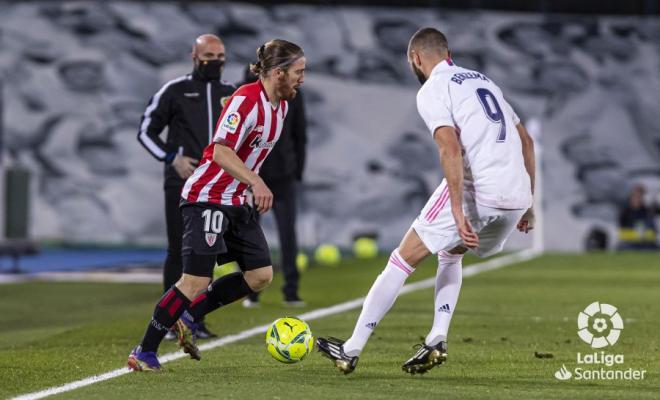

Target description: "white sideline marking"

left=11, top=249, right=538, bottom=400
left=0, top=272, right=162, bottom=285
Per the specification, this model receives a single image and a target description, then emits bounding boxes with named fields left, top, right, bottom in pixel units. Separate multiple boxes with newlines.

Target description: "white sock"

left=343, top=249, right=413, bottom=357
left=425, top=251, right=463, bottom=347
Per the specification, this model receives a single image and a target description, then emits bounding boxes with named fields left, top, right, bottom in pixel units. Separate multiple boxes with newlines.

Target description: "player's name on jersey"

left=451, top=72, right=490, bottom=85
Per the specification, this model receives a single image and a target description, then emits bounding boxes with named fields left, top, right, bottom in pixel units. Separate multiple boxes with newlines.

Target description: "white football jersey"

left=416, top=59, right=532, bottom=210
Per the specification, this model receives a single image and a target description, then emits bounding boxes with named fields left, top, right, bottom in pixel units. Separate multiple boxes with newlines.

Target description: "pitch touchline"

left=11, top=249, right=538, bottom=400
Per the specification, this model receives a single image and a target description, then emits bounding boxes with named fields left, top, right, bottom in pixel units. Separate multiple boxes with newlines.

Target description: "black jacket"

left=260, top=90, right=307, bottom=183
left=138, top=69, right=236, bottom=188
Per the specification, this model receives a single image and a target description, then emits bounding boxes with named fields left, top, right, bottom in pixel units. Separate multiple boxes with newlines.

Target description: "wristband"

left=165, top=151, right=177, bottom=164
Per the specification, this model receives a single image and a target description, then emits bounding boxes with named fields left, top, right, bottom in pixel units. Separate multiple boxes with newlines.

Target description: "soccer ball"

left=314, top=244, right=341, bottom=266
left=296, top=252, right=309, bottom=272
left=265, top=317, right=314, bottom=363
left=353, top=237, right=378, bottom=259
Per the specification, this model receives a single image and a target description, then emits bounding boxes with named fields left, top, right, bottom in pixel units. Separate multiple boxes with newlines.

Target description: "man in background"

left=137, top=34, right=236, bottom=338
left=240, top=66, right=308, bottom=308
left=618, top=184, right=658, bottom=250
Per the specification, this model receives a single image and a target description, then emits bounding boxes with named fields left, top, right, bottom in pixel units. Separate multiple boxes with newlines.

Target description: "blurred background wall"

left=1, top=1, right=659, bottom=251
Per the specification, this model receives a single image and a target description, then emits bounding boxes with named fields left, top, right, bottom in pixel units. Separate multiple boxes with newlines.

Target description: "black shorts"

left=180, top=202, right=272, bottom=278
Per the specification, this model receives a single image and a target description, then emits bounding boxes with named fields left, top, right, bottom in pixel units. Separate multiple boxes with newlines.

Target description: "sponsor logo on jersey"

left=254, top=125, right=264, bottom=132
left=249, top=134, right=276, bottom=149
left=221, top=111, right=241, bottom=133
left=184, top=92, right=200, bottom=97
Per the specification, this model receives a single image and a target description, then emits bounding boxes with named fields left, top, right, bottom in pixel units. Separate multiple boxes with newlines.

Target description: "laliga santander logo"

left=577, top=302, right=624, bottom=349
left=221, top=111, right=241, bottom=133
left=554, top=302, right=645, bottom=382
left=226, top=113, right=239, bottom=127
left=554, top=364, right=572, bottom=380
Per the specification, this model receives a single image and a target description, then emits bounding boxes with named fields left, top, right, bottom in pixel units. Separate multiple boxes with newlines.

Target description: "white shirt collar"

left=430, top=58, right=455, bottom=76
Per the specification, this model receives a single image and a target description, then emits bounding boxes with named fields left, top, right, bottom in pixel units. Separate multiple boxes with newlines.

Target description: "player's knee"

left=388, top=249, right=418, bottom=274
left=396, top=229, right=431, bottom=267
left=395, top=248, right=422, bottom=269
left=175, top=274, right=211, bottom=300
left=244, top=266, right=273, bottom=292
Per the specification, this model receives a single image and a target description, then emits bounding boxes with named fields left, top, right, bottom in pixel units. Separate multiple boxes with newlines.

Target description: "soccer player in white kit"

left=317, top=27, right=536, bottom=375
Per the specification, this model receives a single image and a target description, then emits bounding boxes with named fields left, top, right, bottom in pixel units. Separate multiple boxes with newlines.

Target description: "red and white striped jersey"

left=181, top=80, right=288, bottom=205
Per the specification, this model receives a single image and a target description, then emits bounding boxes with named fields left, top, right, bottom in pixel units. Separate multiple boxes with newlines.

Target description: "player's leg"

left=186, top=205, right=272, bottom=319
left=426, top=249, right=465, bottom=346
left=402, top=205, right=526, bottom=374
left=172, top=258, right=262, bottom=362
left=402, top=246, right=465, bottom=374
left=317, top=181, right=453, bottom=374
left=243, top=179, right=299, bottom=308
left=128, top=281, right=193, bottom=371
left=343, top=228, right=430, bottom=354
left=196, top=266, right=267, bottom=315
left=165, top=190, right=217, bottom=339
left=172, top=252, right=217, bottom=361
left=399, top=181, right=471, bottom=373
left=173, top=204, right=230, bottom=359
left=128, top=269, right=212, bottom=371
left=317, top=228, right=431, bottom=374
left=271, top=179, right=302, bottom=305
left=424, top=190, right=486, bottom=349
left=162, top=186, right=220, bottom=339
left=243, top=207, right=263, bottom=308
left=163, top=186, right=184, bottom=292
left=128, top=204, right=221, bottom=370
left=162, top=187, right=184, bottom=340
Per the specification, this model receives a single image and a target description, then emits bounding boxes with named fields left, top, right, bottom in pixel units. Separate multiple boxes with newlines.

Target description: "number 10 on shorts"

left=202, top=209, right=224, bottom=233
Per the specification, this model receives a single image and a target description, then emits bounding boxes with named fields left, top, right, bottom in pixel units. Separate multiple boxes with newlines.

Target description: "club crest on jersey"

left=205, top=233, right=218, bottom=247
left=221, top=111, right=241, bottom=133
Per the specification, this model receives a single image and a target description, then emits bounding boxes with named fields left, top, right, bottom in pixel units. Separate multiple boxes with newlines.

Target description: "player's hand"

left=172, top=155, right=199, bottom=179
left=517, top=207, right=535, bottom=233
left=453, top=211, right=479, bottom=249
left=251, top=178, right=273, bottom=214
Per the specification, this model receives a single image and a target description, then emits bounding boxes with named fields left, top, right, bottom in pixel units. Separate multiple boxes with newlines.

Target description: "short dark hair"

left=250, top=39, right=304, bottom=76
left=408, top=27, right=449, bottom=56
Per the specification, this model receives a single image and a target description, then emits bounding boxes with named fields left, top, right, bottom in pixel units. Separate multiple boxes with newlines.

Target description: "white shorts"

left=411, top=179, right=526, bottom=257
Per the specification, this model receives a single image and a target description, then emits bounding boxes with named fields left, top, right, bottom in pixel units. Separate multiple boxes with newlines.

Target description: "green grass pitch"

left=1, top=252, right=658, bottom=399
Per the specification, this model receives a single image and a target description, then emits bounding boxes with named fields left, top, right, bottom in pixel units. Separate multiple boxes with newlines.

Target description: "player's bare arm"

left=433, top=125, right=479, bottom=248
left=212, top=143, right=273, bottom=213
left=516, top=122, right=536, bottom=233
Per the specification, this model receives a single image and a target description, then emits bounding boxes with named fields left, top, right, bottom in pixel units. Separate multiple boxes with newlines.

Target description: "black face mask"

left=413, top=63, right=426, bottom=85
left=196, top=59, right=224, bottom=81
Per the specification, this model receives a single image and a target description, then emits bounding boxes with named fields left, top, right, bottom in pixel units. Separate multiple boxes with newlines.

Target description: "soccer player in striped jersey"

left=138, top=33, right=235, bottom=340
left=128, top=39, right=306, bottom=371
left=317, top=27, right=536, bottom=375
